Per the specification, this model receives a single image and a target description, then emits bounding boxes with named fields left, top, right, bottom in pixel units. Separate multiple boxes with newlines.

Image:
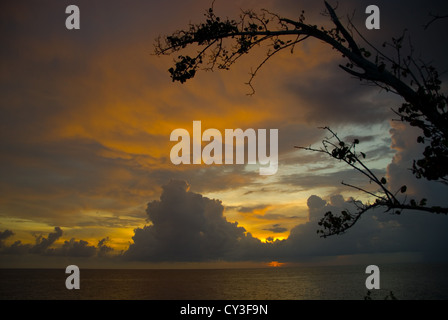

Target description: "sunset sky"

left=1, top=0, right=448, bottom=268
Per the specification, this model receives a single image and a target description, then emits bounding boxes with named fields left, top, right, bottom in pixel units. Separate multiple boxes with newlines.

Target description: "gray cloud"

left=254, top=213, right=301, bottom=220
left=124, top=180, right=264, bottom=262
left=124, top=180, right=448, bottom=263
left=0, top=229, right=14, bottom=240
left=2, top=180, right=447, bottom=263
left=283, top=62, right=395, bottom=126
left=0, top=227, right=114, bottom=258
left=0, top=230, right=14, bottom=248
left=264, top=196, right=448, bottom=263
left=0, top=227, right=62, bottom=255
left=29, top=227, right=63, bottom=254
left=229, top=204, right=270, bottom=213
left=0, top=240, right=32, bottom=255
left=48, top=236, right=115, bottom=258
left=281, top=167, right=386, bottom=192
left=97, top=237, right=114, bottom=257
left=50, top=239, right=97, bottom=258
left=263, top=224, right=288, bottom=233
left=387, top=123, right=448, bottom=207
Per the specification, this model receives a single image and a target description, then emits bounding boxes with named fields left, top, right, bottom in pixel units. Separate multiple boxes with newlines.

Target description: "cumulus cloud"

left=29, top=227, right=63, bottom=254
left=97, top=237, right=114, bottom=257
left=1, top=241, right=32, bottom=255
left=2, top=181, right=447, bottom=263
left=0, top=227, right=63, bottom=255
left=125, top=180, right=265, bottom=262
left=274, top=193, right=448, bottom=262
left=123, top=180, right=448, bottom=263
left=0, top=230, right=14, bottom=248
left=0, top=227, right=114, bottom=258
left=48, top=239, right=97, bottom=257
left=277, top=195, right=393, bottom=258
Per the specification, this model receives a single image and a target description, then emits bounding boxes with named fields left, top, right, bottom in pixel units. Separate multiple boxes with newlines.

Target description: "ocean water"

left=1, top=263, right=447, bottom=300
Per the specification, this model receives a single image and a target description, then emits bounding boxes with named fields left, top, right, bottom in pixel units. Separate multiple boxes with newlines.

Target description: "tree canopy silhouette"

left=154, top=1, right=448, bottom=236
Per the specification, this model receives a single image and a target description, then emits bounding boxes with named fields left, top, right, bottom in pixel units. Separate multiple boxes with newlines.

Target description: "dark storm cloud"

left=3, top=179, right=446, bottom=262
left=0, top=227, right=114, bottom=258
left=124, top=180, right=264, bottom=262
left=47, top=236, right=114, bottom=257
left=273, top=194, right=448, bottom=261
left=124, top=181, right=448, bottom=263
left=97, top=237, right=114, bottom=257
left=29, top=227, right=63, bottom=254
left=0, top=227, right=62, bottom=255
left=49, top=239, right=97, bottom=257
left=0, top=240, right=32, bottom=255
left=0, top=229, right=14, bottom=241
left=277, top=195, right=393, bottom=258
left=283, top=61, right=396, bottom=125
left=0, top=230, right=14, bottom=248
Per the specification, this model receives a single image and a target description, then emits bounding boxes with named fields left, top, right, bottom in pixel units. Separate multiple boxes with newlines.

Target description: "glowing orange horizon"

left=267, top=261, right=285, bottom=267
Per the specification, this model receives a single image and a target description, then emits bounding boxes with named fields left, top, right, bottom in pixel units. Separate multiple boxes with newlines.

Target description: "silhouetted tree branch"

left=424, top=13, right=448, bottom=30
left=296, top=127, right=448, bottom=237
left=155, top=1, right=448, bottom=236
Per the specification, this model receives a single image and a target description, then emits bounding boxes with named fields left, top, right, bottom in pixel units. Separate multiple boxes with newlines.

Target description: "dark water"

left=1, top=263, right=447, bottom=300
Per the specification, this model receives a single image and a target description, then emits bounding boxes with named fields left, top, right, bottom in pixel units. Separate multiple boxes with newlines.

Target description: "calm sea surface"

left=1, top=263, right=447, bottom=300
